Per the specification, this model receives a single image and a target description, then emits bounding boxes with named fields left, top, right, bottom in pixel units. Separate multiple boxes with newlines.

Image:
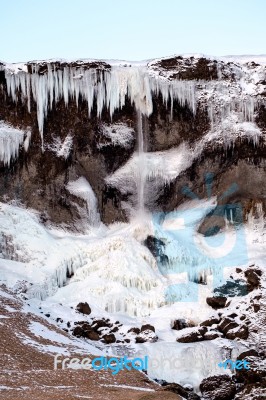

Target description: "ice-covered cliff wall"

left=0, top=55, right=266, bottom=227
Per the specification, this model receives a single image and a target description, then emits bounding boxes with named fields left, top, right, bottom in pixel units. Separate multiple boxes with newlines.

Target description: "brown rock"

left=206, top=296, right=227, bottom=309
left=177, top=328, right=204, bottom=343
left=225, top=325, right=249, bottom=340
left=72, top=326, right=83, bottom=337
left=102, top=334, right=116, bottom=344
left=203, top=331, right=221, bottom=340
left=172, top=319, right=195, bottom=330
left=200, top=317, right=219, bottom=327
left=76, top=302, right=91, bottom=315
left=200, top=374, right=236, bottom=400
left=218, top=317, right=239, bottom=334
left=244, top=268, right=261, bottom=290
left=127, top=327, right=140, bottom=335
left=141, top=324, right=155, bottom=332
left=84, top=330, right=100, bottom=341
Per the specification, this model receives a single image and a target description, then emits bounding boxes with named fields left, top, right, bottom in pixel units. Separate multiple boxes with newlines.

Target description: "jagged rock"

left=56, top=317, right=63, bottom=323
left=206, top=296, right=227, bottom=309
left=218, top=317, right=239, bottom=334
left=253, top=304, right=260, bottom=312
left=102, top=334, right=116, bottom=344
left=128, top=327, right=141, bottom=334
left=172, top=319, right=195, bottom=330
left=76, top=302, right=91, bottom=315
left=110, top=326, right=119, bottom=333
left=200, top=317, right=219, bottom=327
left=141, top=324, right=155, bottom=332
left=200, top=374, right=236, bottom=400
left=225, top=325, right=249, bottom=340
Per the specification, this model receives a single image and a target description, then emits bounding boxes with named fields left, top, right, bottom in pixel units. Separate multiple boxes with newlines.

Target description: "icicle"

left=4, top=64, right=197, bottom=140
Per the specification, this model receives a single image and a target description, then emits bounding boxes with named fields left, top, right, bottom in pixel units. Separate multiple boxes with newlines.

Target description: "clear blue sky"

left=1, top=0, right=265, bottom=62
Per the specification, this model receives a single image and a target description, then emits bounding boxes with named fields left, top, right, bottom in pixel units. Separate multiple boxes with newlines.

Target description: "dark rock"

left=237, top=349, right=259, bottom=360
left=206, top=296, right=227, bottom=309
left=235, top=356, right=266, bottom=384
left=177, top=328, right=205, bottom=343
left=92, top=319, right=112, bottom=330
left=203, top=331, right=221, bottom=340
left=84, top=330, right=100, bottom=341
left=200, top=317, right=219, bottom=327
left=218, top=317, right=239, bottom=334
left=110, top=326, right=119, bottom=333
left=200, top=374, right=236, bottom=400
left=124, top=338, right=130, bottom=343
left=172, top=319, right=195, bottom=330
left=128, top=327, right=140, bottom=335
left=188, top=394, right=201, bottom=400
left=162, top=382, right=191, bottom=398
left=253, top=304, right=260, bottom=312
left=45, top=313, right=50, bottom=317
left=72, top=326, right=84, bottom=337
left=236, top=268, right=242, bottom=273
left=76, top=302, right=91, bottom=315
left=56, top=317, right=63, bottom=323
left=226, top=325, right=249, bottom=340
left=102, top=334, right=116, bottom=344
left=141, top=324, right=155, bottom=332
left=135, top=336, right=146, bottom=343
left=244, top=268, right=261, bottom=291
left=67, top=321, right=71, bottom=327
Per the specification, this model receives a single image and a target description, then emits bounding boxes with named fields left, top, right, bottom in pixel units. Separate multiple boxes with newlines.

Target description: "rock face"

left=0, top=55, right=266, bottom=229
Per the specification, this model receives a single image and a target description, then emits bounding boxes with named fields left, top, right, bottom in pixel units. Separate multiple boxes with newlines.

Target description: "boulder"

left=225, top=325, right=249, bottom=340
left=203, top=331, right=221, bottom=340
left=92, top=319, right=112, bottom=331
left=76, top=302, right=91, bottom=315
left=102, top=333, right=116, bottom=344
left=200, top=317, right=219, bottom=327
left=141, top=324, right=155, bottom=332
left=177, top=328, right=206, bottom=343
left=72, top=326, right=83, bottom=337
left=84, top=330, right=100, bottom=341
left=172, top=319, right=195, bottom=330
left=244, top=268, right=261, bottom=291
left=128, top=327, right=140, bottom=335
left=200, top=374, right=236, bottom=400
left=161, top=382, right=193, bottom=399
left=206, top=296, right=227, bottom=309
left=218, top=317, right=239, bottom=334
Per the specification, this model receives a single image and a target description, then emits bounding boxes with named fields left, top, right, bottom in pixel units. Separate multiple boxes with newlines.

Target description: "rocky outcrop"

left=200, top=374, right=236, bottom=400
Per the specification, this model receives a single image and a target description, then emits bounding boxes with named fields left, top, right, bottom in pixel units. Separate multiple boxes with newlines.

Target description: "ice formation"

left=4, top=64, right=197, bottom=143
left=66, top=177, right=100, bottom=226
left=0, top=121, right=30, bottom=166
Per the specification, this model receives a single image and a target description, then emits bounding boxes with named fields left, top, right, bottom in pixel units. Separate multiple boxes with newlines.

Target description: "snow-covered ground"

left=0, top=196, right=265, bottom=389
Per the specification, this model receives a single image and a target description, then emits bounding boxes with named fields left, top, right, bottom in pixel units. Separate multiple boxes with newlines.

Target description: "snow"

left=97, top=123, right=135, bottom=149
left=0, top=121, right=30, bottom=166
left=47, top=134, right=73, bottom=159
